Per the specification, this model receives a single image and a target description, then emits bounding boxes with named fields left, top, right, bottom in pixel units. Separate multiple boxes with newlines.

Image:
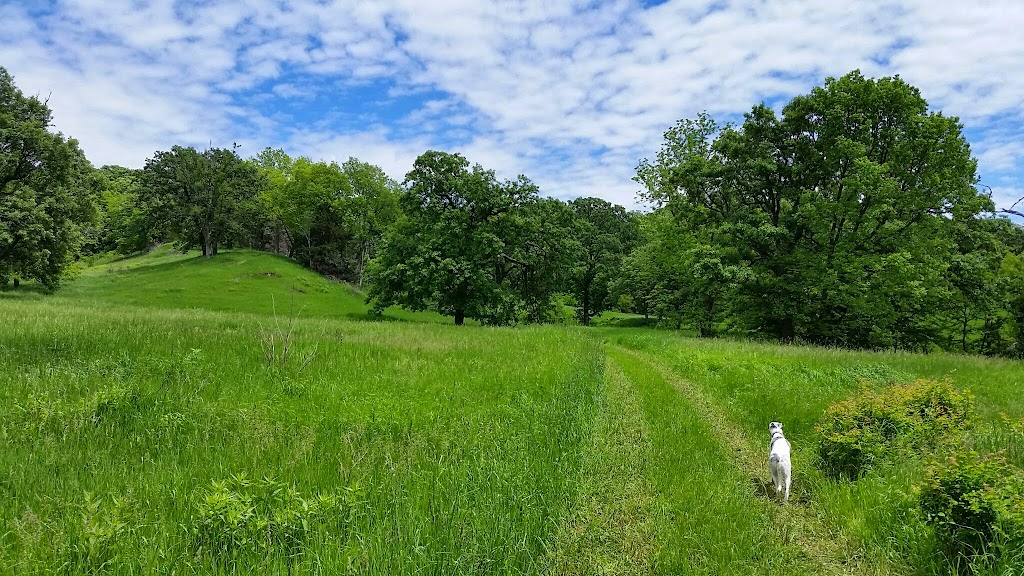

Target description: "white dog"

left=768, top=421, right=791, bottom=503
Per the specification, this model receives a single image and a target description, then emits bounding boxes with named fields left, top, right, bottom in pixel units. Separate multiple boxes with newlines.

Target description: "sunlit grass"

left=51, top=244, right=461, bottom=323
left=2, top=250, right=1021, bottom=574
left=0, top=300, right=600, bottom=574
left=602, top=328, right=1024, bottom=575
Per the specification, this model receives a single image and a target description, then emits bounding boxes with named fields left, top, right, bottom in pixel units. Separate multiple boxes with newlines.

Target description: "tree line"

left=4, top=65, right=1024, bottom=355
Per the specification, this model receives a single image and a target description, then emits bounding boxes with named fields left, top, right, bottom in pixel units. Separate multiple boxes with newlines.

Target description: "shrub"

left=192, top=474, right=362, bottom=570
left=919, top=450, right=1024, bottom=572
left=817, top=379, right=974, bottom=479
left=65, top=493, right=132, bottom=574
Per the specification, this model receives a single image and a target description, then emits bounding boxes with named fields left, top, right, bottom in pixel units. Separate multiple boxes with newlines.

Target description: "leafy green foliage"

left=567, top=197, right=639, bottom=325
left=65, top=493, right=132, bottom=574
left=367, top=150, right=565, bottom=325
left=0, top=67, right=99, bottom=289
left=140, top=145, right=265, bottom=258
left=919, top=450, right=1024, bottom=571
left=193, top=474, right=362, bottom=571
left=91, top=165, right=155, bottom=255
left=817, top=379, right=974, bottom=479
left=635, top=70, right=999, bottom=349
left=253, top=150, right=400, bottom=283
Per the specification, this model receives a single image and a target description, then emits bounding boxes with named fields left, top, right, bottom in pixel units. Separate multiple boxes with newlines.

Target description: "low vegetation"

left=0, top=251, right=1019, bottom=574
left=3, top=62, right=1023, bottom=575
left=816, top=378, right=974, bottom=479
left=1, top=291, right=601, bottom=573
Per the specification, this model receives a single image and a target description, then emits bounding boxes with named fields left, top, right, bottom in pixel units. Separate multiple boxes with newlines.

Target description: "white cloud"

left=2, top=0, right=1023, bottom=210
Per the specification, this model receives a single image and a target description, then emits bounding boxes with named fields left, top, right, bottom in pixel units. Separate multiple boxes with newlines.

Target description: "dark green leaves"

left=367, top=150, right=565, bottom=326
left=1, top=67, right=98, bottom=290
left=635, top=70, right=1001, bottom=349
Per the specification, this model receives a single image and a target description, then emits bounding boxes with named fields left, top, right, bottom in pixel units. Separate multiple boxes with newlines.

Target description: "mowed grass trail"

left=603, top=329, right=1024, bottom=575
left=0, top=300, right=600, bottom=574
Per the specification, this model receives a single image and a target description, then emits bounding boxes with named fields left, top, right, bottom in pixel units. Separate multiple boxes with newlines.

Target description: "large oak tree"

left=0, top=67, right=98, bottom=289
left=636, top=71, right=991, bottom=348
left=141, top=145, right=264, bottom=258
left=367, top=150, right=555, bottom=325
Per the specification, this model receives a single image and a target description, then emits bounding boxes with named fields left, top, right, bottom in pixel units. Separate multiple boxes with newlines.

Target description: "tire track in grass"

left=547, top=358, right=657, bottom=575
left=615, top=345, right=879, bottom=576
left=609, top=347, right=816, bottom=576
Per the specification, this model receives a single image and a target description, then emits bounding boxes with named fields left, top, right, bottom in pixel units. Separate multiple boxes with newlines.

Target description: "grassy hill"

left=1, top=246, right=1022, bottom=575
left=54, top=245, right=455, bottom=323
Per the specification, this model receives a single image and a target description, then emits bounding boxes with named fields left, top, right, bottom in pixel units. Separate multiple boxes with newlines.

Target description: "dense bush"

left=816, top=379, right=974, bottom=479
left=919, top=450, right=1024, bottom=572
left=193, top=474, right=363, bottom=571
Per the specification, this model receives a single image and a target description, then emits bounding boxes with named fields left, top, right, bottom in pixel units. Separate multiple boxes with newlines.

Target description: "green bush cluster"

left=8, top=383, right=143, bottom=440
left=192, top=474, right=364, bottom=571
left=816, top=379, right=974, bottom=479
left=64, top=493, right=132, bottom=574
left=919, top=450, right=1024, bottom=571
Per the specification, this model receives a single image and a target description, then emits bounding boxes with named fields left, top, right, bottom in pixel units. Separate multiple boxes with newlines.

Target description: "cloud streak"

left=3, top=0, right=1022, bottom=209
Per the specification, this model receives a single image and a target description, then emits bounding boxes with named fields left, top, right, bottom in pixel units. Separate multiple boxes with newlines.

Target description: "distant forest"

left=5, top=66, right=1024, bottom=356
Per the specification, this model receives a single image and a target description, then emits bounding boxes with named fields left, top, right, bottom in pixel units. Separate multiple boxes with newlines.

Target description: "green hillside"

left=57, top=245, right=454, bottom=323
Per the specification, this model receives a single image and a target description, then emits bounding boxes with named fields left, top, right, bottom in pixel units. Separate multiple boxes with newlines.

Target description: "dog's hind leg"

left=769, top=457, right=781, bottom=496
left=783, top=467, right=791, bottom=503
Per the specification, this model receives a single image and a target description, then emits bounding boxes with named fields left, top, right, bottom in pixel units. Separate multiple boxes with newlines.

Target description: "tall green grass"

left=3, top=248, right=1022, bottom=574
left=603, top=328, right=1024, bottom=575
left=607, top=348, right=815, bottom=575
left=0, top=300, right=601, bottom=574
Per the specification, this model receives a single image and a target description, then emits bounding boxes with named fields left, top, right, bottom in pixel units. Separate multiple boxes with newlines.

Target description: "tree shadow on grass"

left=343, top=311, right=408, bottom=323
left=0, top=285, right=48, bottom=300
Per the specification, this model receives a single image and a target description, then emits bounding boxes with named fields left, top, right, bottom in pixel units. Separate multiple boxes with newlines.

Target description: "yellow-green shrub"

left=816, top=379, right=974, bottom=479
left=919, top=450, right=1024, bottom=571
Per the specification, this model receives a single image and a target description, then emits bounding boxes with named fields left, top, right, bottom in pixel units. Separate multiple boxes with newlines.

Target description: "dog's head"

left=768, top=421, right=784, bottom=437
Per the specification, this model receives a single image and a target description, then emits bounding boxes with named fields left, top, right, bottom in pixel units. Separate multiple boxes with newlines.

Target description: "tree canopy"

left=1, top=67, right=98, bottom=289
left=8, top=65, right=1024, bottom=356
left=567, top=197, right=639, bottom=325
left=366, top=150, right=560, bottom=325
left=140, top=145, right=265, bottom=258
left=635, top=70, right=996, bottom=349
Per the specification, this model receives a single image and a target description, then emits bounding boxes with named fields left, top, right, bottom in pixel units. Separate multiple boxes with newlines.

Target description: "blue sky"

left=3, top=0, right=1023, bottom=210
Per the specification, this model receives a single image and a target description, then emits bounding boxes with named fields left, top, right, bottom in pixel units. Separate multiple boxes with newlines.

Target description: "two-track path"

left=548, top=343, right=882, bottom=575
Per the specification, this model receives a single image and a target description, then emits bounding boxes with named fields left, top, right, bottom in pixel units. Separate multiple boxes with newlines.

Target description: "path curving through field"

left=612, top=345, right=881, bottom=576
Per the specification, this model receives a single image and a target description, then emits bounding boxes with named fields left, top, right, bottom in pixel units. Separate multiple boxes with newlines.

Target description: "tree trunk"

left=581, top=284, right=590, bottom=326
left=961, top=305, right=969, bottom=353
left=700, top=295, right=715, bottom=337
left=202, top=227, right=213, bottom=258
left=357, top=241, right=369, bottom=286
left=455, top=309, right=465, bottom=326
left=13, top=278, right=19, bottom=288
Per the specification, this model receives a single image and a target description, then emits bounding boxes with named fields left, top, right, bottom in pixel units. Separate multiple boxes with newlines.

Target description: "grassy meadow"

left=1, top=248, right=1022, bottom=575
